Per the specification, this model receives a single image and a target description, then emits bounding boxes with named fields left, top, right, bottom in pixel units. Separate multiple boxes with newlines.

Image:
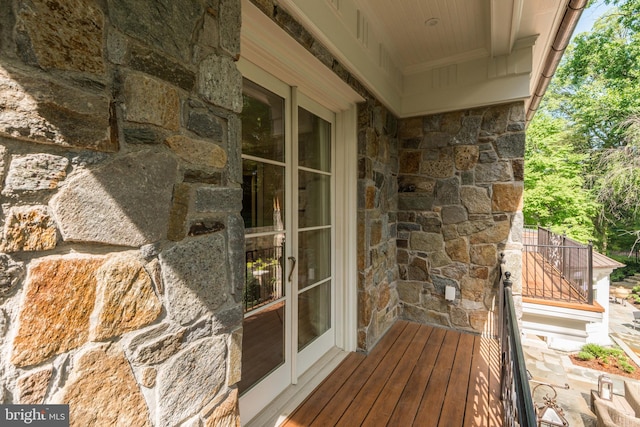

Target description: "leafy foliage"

left=577, top=343, right=635, bottom=373
left=524, top=113, right=599, bottom=243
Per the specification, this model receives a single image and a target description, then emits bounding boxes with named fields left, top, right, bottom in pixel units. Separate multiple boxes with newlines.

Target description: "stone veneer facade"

left=396, top=104, right=525, bottom=333
left=1, top=0, right=244, bottom=425
left=0, top=0, right=524, bottom=425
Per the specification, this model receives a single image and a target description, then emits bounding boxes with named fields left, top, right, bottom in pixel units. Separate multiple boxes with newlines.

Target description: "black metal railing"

left=523, top=226, right=593, bottom=304
left=244, top=245, right=284, bottom=313
left=500, top=271, right=537, bottom=427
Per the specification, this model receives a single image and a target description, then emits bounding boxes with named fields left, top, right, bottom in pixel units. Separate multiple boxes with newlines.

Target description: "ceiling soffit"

left=271, top=0, right=580, bottom=118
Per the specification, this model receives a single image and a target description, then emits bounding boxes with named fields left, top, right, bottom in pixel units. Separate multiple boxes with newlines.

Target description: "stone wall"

left=0, top=1, right=243, bottom=426
left=250, top=0, right=401, bottom=351
left=396, top=103, right=525, bottom=334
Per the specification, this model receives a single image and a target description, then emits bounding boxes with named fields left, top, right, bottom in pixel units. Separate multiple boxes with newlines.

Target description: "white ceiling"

left=251, top=0, right=579, bottom=117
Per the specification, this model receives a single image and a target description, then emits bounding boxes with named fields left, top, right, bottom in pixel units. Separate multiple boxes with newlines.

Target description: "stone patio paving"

left=522, top=299, right=640, bottom=427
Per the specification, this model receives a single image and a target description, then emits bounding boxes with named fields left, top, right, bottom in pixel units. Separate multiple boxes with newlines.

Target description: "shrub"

left=620, top=359, right=636, bottom=374
left=577, top=351, right=595, bottom=361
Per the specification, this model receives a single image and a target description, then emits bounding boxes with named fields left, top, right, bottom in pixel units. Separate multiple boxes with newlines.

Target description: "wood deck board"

left=523, top=252, right=584, bottom=301
left=360, top=325, right=433, bottom=427
left=439, top=332, right=476, bottom=427
left=335, top=322, right=421, bottom=426
left=284, top=322, right=502, bottom=427
left=386, top=326, right=446, bottom=426
left=308, top=321, right=409, bottom=427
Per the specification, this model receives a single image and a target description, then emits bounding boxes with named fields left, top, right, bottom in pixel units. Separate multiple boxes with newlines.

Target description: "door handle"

left=288, top=256, right=297, bottom=282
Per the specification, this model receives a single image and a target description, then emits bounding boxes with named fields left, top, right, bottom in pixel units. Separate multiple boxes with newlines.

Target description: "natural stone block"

left=512, top=159, right=524, bottom=182
left=430, top=250, right=452, bottom=268
left=51, top=151, right=178, bottom=247
left=434, top=177, right=460, bottom=206
left=195, top=187, right=242, bottom=213
left=12, top=256, right=104, bottom=367
left=1, top=205, right=58, bottom=252
left=453, top=116, right=482, bottom=145
left=475, top=161, right=512, bottom=182
left=187, top=110, right=225, bottom=141
left=365, top=186, right=377, bottom=209
left=220, top=0, right=241, bottom=58
left=481, top=104, right=510, bottom=134
left=450, top=307, right=470, bottom=327
left=469, top=310, right=490, bottom=331
left=56, top=343, right=152, bottom=426
left=423, top=132, right=451, bottom=148
left=441, top=263, right=468, bottom=280
left=124, top=73, right=180, bottom=130
left=398, top=118, right=423, bottom=139
left=4, top=154, right=68, bottom=192
left=454, top=145, right=479, bottom=171
left=158, top=338, right=227, bottom=427
left=0, top=253, right=25, bottom=298
left=17, top=0, right=105, bottom=73
left=420, top=149, right=454, bottom=178
left=492, top=183, right=523, bottom=212
left=470, top=220, right=510, bottom=244
left=199, top=55, right=242, bottom=113
left=441, top=205, right=467, bottom=224
left=125, top=41, right=196, bottom=91
left=399, top=151, right=421, bottom=173
left=461, top=276, right=486, bottom=301
left=165, top=135, right=227, bottom=168
left=0, top=65, right=115, bottom=151
left=160, top=234, right=229, bottom=325
left=129, top=328, right=185, bottom=366
left=17, top=367, right=53, bottom=404
left=411, top=232, right=444, bottom=252
left=141, top=368, right=157, bottom=388
left=167, top=183, right=191, bottom=242
left=108, top=0, right=203, bottom=63
left=461, top=186, right=492, bottom=214
left=203, top=389, right=240, bottom=427
left=228, top=328, right=242, bottom=386
left=470, top=244, right=498, bottom=266
left=377, top=282, right=391, bottom=310
left=445, top=238, right=469, bottom=263
left=92, top=254, right=162, bottom=341
left=495, top=133, right=525, bottom=159
left=396, top=282, right=421, bottom=304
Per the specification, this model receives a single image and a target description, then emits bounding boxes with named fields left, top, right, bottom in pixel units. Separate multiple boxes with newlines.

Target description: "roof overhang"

left=243, top=0, right=587, bottom=119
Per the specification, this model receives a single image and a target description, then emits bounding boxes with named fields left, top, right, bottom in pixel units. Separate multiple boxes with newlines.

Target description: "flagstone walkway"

left=522, top=299, right=640, bottom=427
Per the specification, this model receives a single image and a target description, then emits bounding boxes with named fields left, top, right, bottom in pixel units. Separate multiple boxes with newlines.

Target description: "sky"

left=572, top=0, right=614, bottom=37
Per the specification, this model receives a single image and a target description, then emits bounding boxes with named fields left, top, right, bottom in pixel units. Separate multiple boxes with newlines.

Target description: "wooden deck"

left=523, top=251, right=584, bottom=301
left=282, top=321, right=502, bottom=427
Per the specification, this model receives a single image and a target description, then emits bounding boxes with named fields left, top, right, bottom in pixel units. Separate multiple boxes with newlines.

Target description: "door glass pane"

left=240, top=78, right=286, bottom=396
left=239, top=301, right=285, bottom=394
left=298, top=107, right=331, bottom=172
left=298, top=282, right=331, bottom=350
left=298, top=228, right=331, bottom=290
left=298, top=171, right=330, bottom=229
left=242, top=160, right=285, bottom=232
left=245, top=236, right=285, bottom=312
left=241, top=78, right=285, bottom=162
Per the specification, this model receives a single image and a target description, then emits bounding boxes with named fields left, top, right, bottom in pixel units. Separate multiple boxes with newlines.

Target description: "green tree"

left=524, top=112, right=599, bottom=243
left=530, top=0, right=640, bottom=250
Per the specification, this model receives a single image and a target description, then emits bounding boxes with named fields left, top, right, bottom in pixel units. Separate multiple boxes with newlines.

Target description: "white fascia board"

left=523, top=302, right=603, bottom=323
left=400, top=41, right=533, bottom=117
left=276, top=0, right=402, bottom=114
left=401, top=72, right=530, bottom=117
left=241, top=0, right=364, bottom=112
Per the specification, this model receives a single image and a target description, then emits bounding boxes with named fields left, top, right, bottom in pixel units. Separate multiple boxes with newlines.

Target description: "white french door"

left=238, top=69, right=336, bottom=421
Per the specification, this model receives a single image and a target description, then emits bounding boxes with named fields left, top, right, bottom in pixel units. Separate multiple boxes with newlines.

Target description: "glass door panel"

left=296, top=105, right=333, bottom=354
left=239, top=78, right=288, bottom=395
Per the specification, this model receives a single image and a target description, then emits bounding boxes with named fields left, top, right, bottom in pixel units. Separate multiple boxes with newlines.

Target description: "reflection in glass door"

left=239, top=78, right=287, bottom=395
left=296, top=107, right=333, bottom=366
left=239, top=76, right=335, bottom=415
